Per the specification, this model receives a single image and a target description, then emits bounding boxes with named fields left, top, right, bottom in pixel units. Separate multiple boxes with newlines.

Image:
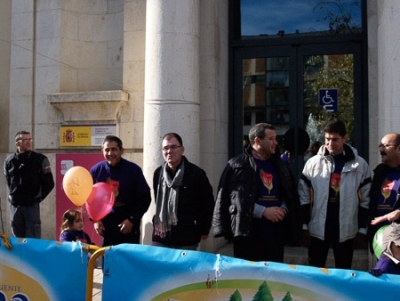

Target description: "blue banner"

left=102, top=244, right=400, bottom=301
left=1, top=238, right=400, bottom=301
left=0, top=237, right=88, bottom=301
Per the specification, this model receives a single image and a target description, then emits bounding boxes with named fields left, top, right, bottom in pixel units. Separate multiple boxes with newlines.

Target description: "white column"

left=8, top=1, right=35, bottom=146
left=377, top=0, right=400, bottom=135
left=142, top=0, right=200, bottom=244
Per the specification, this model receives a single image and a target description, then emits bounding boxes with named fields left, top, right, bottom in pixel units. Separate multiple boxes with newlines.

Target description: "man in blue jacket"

left=90, top=135, right=151, bottom=246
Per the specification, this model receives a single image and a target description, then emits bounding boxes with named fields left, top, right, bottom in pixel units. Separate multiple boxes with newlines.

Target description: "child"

left=60, top=209, right=92, bottom=244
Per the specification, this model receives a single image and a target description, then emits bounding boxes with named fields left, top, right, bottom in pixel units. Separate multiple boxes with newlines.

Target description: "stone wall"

left=0, top=1, right=229, bottom=254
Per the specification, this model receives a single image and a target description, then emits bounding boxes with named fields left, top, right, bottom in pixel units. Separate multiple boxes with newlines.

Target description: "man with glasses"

left=368, top=133, right=400, bottom=254
left=298, top=120, right=371, bottom=269
left=4, top=130, right=54, bottom=238
left=152, top=132, right=214, bottom=250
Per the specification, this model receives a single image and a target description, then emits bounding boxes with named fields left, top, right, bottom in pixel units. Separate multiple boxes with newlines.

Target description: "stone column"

left=377, top=0, right=400, bottom=134
left=142, top=0, right=200, bottom=244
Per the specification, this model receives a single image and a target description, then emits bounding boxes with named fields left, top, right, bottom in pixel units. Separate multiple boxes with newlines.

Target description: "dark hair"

left=323, top=120, right=347, bottom=137
left=248, top=123, right=275, bottom=145
left=61, top=209, right=81, bottom=231
left=311, top=141, right=322, bottom=149
left=15, top=131, right=30, bottom=142
left=102, top=135, right=123, bottom=149
left=162, top=132, right=183, bottom=146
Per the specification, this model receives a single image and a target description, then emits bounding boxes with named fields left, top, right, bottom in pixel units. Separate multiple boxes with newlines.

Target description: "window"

left=240, top=0, right=362, bottom=37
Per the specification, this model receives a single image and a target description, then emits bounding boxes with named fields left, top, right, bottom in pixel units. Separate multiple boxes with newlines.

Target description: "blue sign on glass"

left=318, top=89, right=338, bottom=113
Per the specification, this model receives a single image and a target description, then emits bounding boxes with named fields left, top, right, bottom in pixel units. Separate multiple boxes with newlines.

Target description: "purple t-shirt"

left=375, top=254, right=400, bottom=275
left=59, top=230, right=92, bottom=244
left=251, top=157, right=282, bottom=241
left=376, top=169, right=400, bottom=217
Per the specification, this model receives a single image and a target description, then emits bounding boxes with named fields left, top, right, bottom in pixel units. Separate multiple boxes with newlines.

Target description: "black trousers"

left=308, top=236, right=354, bottom=269
left=233, top=236, right=284, bottom=262
left=102, top=230, right=140, bottom=247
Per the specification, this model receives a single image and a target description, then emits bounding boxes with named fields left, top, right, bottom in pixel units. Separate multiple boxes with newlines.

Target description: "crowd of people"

left=4, top=123, right=400, bottom=276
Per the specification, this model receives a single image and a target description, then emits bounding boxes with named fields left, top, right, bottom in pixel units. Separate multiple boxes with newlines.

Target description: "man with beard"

left=368, top=133, right=400, bottom=254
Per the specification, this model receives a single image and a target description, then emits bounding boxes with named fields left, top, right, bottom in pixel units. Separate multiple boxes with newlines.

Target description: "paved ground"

left=91, top=268, right=103, bottom=301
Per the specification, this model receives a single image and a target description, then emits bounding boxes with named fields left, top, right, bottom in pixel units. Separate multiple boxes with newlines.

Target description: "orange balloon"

left=62, top=166, right=93, bottom=206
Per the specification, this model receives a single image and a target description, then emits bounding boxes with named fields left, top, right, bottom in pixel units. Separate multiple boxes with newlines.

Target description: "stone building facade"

left=0, top=0, right=399, bottom=266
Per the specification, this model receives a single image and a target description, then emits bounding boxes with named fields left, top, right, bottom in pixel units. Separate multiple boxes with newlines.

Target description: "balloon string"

left=79, top=206, right=85, bottom=233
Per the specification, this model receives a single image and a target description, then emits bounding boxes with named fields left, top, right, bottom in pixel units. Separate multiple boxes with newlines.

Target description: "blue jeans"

left=10, top=203, right=41, bottom=238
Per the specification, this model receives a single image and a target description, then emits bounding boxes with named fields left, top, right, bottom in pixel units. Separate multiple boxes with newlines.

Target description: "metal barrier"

left=85, top=246, right=109, bottom=301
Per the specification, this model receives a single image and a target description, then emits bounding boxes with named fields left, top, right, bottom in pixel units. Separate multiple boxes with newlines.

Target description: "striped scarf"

left=154, top=161, right=185, bottom=238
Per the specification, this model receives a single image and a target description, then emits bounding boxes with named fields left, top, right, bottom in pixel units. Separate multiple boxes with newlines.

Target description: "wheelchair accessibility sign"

left=318, top=89, right=338, bottom=113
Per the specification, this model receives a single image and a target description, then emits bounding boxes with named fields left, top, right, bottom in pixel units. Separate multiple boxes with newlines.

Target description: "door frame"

left=231, top=41, right=367, bottom=178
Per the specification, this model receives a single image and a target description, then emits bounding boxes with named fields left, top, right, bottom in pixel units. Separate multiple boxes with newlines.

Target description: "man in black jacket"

left=213, top=123, right=300, bottom=262
left=152, top=132, right=214, bottom=250
left=368, top=132, right=400, bottom=253
left=4, top=130, right=55, bottom=238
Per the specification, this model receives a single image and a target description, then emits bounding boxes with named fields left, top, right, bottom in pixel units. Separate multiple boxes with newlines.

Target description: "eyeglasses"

left=74, top=219, right=83, bottom=223
left=378, top=143, right=399, bottom=149
left=162, top=145, right=182, bottom=152
left=19, top=138, right=33, bottom=142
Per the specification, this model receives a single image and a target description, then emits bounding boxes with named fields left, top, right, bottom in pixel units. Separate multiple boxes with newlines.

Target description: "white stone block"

left=11, top=11, right=33, bottom=41
left=9, top=68, right=33, bottom=97
left=36, top=9, right=61, bottom=39
left=10, top=41, right=33, bottom=69
left=35, top=37, right=61, bottom=67
left=107, top=39, right=123, bottom=68
left=11, top=0, right=34, bottom=14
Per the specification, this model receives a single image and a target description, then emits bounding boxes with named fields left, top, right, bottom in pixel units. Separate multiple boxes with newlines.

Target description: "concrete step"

left=216, top=242, right=369, bottom=271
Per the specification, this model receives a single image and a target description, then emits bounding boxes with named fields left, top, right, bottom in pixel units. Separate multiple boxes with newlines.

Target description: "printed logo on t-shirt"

left=381, top=178, right=395, bottom=203
left=106, top=178, right=119, bottom=198
left=330, top=173, right=341, bottom=197
left=377, top=173, right=400, bottom=216
left=260, top=169, right=273, bottom=195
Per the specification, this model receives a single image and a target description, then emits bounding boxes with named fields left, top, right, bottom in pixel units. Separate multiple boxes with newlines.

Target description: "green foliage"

left=252, top=281, right=273, bottom=301
left=303, top=53, right=354, bottom=141
left=313, top=0, right=362, bottom=35
left=282, top=291, right=293, bottom=301
left=229, top=289, right=242, bottom=301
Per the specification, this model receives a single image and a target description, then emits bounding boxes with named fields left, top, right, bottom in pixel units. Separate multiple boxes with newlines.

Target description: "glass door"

left=303, top=53, right=355, bottom=158
left=232, top=42, right=366, bottom=179
left=243, top=57, right=290, bottom=142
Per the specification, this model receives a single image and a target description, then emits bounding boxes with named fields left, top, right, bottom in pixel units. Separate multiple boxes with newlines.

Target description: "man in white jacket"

left=298, top=120, right=371, bottom=269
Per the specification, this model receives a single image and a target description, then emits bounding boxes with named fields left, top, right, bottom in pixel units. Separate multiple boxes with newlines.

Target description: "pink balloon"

left=85, top=182, right=115, bottom=221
